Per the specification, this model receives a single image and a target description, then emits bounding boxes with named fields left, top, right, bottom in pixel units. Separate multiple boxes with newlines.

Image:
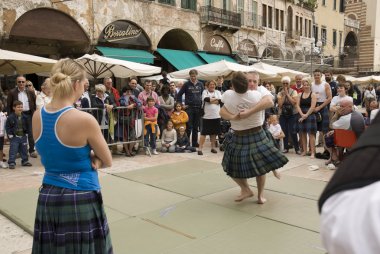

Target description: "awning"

left=197, top=52, right=237, bottom=63
left=96, top=46, right=155, bottom=64
left=156, top=48, right=206, bottom=70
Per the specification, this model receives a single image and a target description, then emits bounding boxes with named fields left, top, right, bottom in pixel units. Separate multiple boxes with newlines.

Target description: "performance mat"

left=0, top=159, right=326, bottom=254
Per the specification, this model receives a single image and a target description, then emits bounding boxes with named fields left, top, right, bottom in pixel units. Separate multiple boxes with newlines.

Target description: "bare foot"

left=273, top=170, right=281, bottom=180
left=310, top=154, right=315, bottom=159
left=257, top=196, right=267, bottom=204
left=235, top=191, right=254, bottom=202
left=300, top=152, right=306, bottom=156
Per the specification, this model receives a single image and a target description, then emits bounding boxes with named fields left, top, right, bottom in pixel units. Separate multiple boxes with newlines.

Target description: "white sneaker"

left=152, top=149, right=159, bottom=155
left=145, top=148, right=150, bottom=155
left=1, top=162, right=8, bottom=169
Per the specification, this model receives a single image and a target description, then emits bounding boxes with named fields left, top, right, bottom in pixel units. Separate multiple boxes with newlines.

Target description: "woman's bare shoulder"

left=66, top=109, right=98, bottom=127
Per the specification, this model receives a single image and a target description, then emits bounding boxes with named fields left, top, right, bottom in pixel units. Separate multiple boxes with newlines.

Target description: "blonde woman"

left=295, top=78, right=317, bottom=158
left=32, top=59, right=113, bottom=253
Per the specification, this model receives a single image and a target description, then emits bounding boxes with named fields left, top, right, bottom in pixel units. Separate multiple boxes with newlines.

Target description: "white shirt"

left=0, top=112, right=7, bottom=137
left=332, top=113, right=351, bottom=130
left=17, top=89, right=30, bottom=111
left=36, top=92, right=52, bottom=110
left=82, top=91, right=91, bottom=108
left=321, top=181, right=380, bottom=254
left=268, top=123, right=282, bottom=137
left=202, top=89, right=222, bottom=119
left=370, top=109, right=379, bottom=123
left=222, top=90, right=262, bottom=130
left=256, top=86, right=273, bottom=124
left=330, top=95, right=353, bottom=107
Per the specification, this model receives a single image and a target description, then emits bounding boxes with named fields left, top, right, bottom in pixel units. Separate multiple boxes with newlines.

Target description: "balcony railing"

left=344, top=18, right=360, bottom=29
left=200, top=5, right=241, bottom=28
left=240, top=12, right=264, bottom=30
left=286, top=31, right=301, bottom=41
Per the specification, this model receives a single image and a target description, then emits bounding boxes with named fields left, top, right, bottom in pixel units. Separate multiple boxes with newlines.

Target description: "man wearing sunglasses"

left=7, top=75, right=37, bottom=158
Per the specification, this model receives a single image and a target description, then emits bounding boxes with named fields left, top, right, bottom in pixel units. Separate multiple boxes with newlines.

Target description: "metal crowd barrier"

left=79, top=106, right=146, bottom=151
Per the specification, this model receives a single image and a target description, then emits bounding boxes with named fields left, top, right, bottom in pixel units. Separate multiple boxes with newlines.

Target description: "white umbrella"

left=170, top=60, right=277, bottom=80
left=253, top=62, right=308, bottom=81
left=0, top=49, right=57, bottom=75
left=77, top=54, right=161, bottom=79
left=140, top=74, right=187, bottom=83
left=354, top=75, right=380, bottom=85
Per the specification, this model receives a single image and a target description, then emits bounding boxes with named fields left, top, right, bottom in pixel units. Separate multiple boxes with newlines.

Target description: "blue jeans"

left=279, top=114, right=300, bottom=151
left=185, top=106, right=201, bottom=146
left=144, top=124, right=156, bottom=150
left=8, top=135, right=28, bottom=165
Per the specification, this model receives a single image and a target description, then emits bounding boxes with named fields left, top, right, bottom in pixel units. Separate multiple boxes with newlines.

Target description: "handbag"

left=281, top=103, right=293, bottom=116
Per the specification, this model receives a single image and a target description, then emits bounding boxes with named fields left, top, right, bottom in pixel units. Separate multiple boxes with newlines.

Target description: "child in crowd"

left=5, top=100, right=32, bottom=169
left=161, top=120, right=177, bottom=153
left=170, top=102, right=189, bottom=131
left=0, top=101, right=8, bottom=168
left=175, top=126, right=196, bottom=153
left=267, top=115, right=283, bottom=179
left=144, top=97, right=159, bottom=155
left=267, top=114, right=285, bottom=149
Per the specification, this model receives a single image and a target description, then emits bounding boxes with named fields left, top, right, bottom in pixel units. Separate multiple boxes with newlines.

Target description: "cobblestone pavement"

left=0, top=143, right=333, bottom=254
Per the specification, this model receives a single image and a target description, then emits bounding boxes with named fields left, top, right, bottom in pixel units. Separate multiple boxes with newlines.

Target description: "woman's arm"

left=295, top=94, right=303, bottom=116
left=305, top=93, right=317, bottom=117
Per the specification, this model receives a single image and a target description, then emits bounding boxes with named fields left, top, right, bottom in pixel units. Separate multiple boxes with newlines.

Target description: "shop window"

left=181, top=0, right=196, bottom=11
left=268, top=6, right=273, bottom=28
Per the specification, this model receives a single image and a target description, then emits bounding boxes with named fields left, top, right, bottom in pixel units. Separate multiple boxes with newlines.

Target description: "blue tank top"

left=36, top=106, right=100, bottom=191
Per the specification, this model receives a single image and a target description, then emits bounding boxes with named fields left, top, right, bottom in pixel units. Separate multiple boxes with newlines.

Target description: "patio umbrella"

left=354, top=75, right=380, bottom=85
left=0, top=49, right=57, bottom=75
left=170, top=60, right=277, bottom=80
left=77, top=54, right=161, bottom=79
left=252, top=62, right=308, bottom=81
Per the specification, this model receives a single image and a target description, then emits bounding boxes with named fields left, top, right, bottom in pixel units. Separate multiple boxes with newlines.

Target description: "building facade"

left=343, top=0, right=380, bottom=74
left=313, top=0, right=345, bottom=68
left=0, top=0, right=343, bottom=76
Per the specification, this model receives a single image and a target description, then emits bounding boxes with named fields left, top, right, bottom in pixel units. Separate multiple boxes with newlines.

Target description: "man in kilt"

left=311, top=69, right=332, bottom=149
left=220, top=72, right=288, bottom=204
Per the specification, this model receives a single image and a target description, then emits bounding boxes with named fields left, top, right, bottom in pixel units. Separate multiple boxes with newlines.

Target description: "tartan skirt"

left=32, top=185, right=113, bottom=254
left=296, top=107, right=318, bottom=133
left=316, top=103, right=330, bottom=132
left=222, top=128, right=289, bottom=179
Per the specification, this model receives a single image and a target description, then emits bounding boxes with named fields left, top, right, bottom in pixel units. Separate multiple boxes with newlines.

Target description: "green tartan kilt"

left=222, top=128, right=289, bottom=179
left=32, top=185, right=113, bottom=254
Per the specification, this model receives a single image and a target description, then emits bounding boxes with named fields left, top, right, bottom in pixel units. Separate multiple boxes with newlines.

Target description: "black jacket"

left=5, top=112, right=30, bottom=137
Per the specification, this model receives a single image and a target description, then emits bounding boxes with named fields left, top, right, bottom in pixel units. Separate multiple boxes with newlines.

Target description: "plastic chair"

left=334, top=129, right=357, bottom=149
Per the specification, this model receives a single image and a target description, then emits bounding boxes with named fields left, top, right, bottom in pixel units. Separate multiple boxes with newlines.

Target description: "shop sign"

left=203, top=35, right=231, bottom=54
left=238, top=40, right=258, bottom=57
left=98, top=20, right=150, bottom=47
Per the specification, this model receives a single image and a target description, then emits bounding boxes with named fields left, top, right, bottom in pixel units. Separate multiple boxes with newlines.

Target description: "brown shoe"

left=211, top=148, right=217, bottom=154
left=197, top=151, right=203, bottom=155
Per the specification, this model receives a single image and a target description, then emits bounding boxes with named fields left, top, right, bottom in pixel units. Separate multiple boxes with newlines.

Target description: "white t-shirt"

left=370, top=109, right=379, bottom=123
left=255, top=86, right=274, bottom=124
left=330, top=95, right=353, bottom=107
left=222, top=90, right=262, bottom=130
left=269, top=123, right=282, bottom=137
left=321, top=181, right=380, bottom=254
left=202, top=89, right=222, bottom=119
left=332, top=114, right=351, bottom=130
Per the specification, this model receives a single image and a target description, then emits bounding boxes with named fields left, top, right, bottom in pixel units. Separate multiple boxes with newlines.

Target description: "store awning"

left=156, top=48, right=206, bottom=70
left=197, top=52, right=237, bottom=64
left=96, top=46, right=155, bottom=64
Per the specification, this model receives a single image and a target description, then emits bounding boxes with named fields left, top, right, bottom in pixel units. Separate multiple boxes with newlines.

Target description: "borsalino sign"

left=98, top=20, right=150, bottom=47
left=203, top=35, right=231, bottom=55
